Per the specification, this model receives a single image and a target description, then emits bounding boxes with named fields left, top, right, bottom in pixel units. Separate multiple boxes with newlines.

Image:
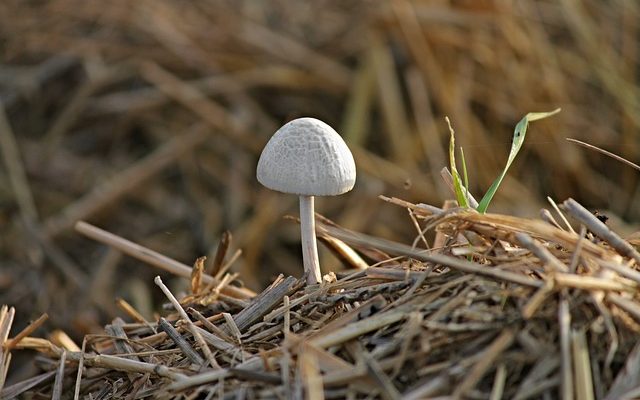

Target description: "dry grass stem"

left=155, top=276, right=217, bottom=368
left=5, top=313, right=47, bottom=350
left=76, top=221, right=254, bottom=299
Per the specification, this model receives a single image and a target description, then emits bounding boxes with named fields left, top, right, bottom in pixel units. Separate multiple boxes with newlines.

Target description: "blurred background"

left=2, top=0, right=640, bottom=382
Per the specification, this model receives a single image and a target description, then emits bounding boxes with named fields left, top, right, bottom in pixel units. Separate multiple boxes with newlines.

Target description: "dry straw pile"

left=4, top=196, right=640, bottom=398
left=2, top=0, right=640, bottom=399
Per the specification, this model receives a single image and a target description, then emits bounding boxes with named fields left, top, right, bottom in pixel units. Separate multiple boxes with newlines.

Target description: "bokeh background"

left=2, top=0, right=640, bottom=382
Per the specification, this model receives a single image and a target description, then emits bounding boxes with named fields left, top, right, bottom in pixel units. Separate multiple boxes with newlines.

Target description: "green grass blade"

left=460, top=147, right=469, bottom=206
left=476, top=108, right=561, bottom=213
left=446, top=117, right=468, bottom=207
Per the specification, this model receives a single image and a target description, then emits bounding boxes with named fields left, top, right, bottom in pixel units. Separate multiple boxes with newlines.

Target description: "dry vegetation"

left=2, top=0, right=640, bottom=398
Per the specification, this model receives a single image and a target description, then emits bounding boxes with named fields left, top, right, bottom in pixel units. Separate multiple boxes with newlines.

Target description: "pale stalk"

left=299, top=195, right=321, bottom=285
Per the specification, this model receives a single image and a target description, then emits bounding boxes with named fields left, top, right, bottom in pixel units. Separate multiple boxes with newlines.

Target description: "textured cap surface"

left=257, top=118, right=356, bottom=196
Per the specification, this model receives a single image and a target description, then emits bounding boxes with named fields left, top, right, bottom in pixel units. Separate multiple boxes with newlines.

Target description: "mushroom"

left=257, top=117, right=356, bottom=285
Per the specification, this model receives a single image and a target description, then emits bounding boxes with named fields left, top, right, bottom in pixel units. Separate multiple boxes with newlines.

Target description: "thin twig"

left=563, top=198, right=640, bottom=264
left=6, top=313, right=48, bottom=350
left=73, top=337, right=86, bottom=400
left=158, top=318, right=204, bottom=366
left=75, top=222, right=254, bottom=299
left=567, top=138, right=640, bottom=171
left=51, top=350, right=66, bottom=400
left=155, top=277, right=218, bottom=368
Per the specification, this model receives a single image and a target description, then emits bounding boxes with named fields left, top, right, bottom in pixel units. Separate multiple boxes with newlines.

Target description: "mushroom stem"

left=299, top=195, right=322, bottom=285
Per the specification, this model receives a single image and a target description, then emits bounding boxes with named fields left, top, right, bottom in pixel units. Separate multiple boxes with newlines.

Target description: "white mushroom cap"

left=257, top=117, right=356, bottom=196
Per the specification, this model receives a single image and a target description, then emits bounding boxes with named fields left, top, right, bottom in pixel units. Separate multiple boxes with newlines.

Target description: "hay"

left=3, top=196, right=640, bottom=399
left=2, top=1, right=640, bottom=398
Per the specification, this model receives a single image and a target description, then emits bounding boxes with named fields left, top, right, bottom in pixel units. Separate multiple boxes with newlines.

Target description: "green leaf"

left=476, top=108, right=561, bottom=213
left=446, top=117, right=468, bottom=208
left=460, top=147, right=469, bottom=206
